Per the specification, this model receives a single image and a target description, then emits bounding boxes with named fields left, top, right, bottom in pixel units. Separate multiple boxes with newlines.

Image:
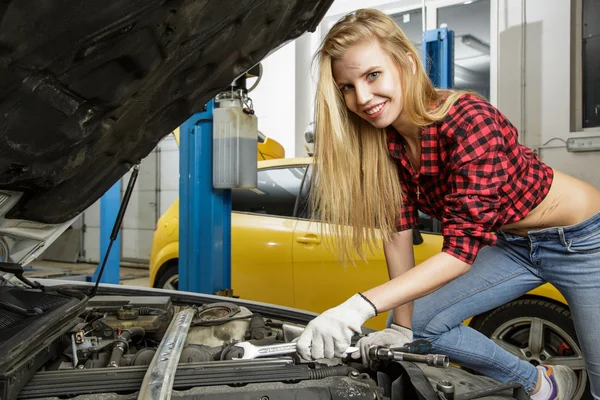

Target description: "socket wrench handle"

left=368, top=346, right=449, bottom=368
left=410, top=353, right=449, bottom=368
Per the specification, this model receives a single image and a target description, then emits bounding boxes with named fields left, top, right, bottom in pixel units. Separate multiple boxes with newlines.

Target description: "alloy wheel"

left=490, top=316, right=587, bottom=399
left=164, top=274, right=179, bottom=291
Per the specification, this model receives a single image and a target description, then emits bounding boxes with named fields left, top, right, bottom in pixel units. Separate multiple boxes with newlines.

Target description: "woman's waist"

left=501, top=169, right=600, bottom=236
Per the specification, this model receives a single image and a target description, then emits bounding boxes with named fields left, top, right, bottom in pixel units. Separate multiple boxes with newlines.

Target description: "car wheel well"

left=468, top=294, right=570, bottom=331
left=153, top=258, right=179, bottom=288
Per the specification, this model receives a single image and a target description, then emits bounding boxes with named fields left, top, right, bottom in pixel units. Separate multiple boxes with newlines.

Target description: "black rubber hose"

left=138, top=307, right=167, bottom=316
left=108, top=327, right=146, bottom=367
left=307, top=366, right=354, bottom=380
left=122, top=327, right=146, bottom=341
left=108, top=342, right=127, bottom=367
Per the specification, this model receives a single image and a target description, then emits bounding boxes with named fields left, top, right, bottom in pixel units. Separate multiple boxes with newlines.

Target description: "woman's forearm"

left=383, top=230, right=415, bottom=327
left=364, top=251, right=471, bottom=314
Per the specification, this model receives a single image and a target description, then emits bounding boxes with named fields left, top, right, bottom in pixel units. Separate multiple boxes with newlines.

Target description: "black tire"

left=471, top=299, right=591, bottom=400
left=155, top=262, right=179, bottom=290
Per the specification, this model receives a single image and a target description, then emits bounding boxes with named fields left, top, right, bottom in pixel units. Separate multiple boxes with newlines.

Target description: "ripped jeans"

left=405, top=212, right=600, bottom=397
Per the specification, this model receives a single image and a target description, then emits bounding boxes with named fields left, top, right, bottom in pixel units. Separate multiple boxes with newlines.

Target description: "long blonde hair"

left=311, top=8, right=466, bottom=264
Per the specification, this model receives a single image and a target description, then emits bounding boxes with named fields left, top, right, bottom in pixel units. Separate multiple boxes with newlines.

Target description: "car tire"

left=155, top=263, right=179, bottom=290
left=471, top=299, right=591, bottom=400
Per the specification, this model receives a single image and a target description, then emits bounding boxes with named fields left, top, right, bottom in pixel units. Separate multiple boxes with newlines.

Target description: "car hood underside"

left=0, top=0, right=332, bottom=225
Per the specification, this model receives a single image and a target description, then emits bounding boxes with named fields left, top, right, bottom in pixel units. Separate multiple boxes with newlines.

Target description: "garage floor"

left=22, top=260, right=151, bottom=288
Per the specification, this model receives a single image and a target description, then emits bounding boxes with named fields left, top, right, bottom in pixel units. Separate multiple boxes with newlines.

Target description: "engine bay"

left=0, top=283, right=528, bottom=400
left=46, top=296, right=304, bottom=370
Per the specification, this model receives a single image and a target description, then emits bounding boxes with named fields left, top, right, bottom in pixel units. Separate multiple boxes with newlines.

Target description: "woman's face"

left=332, top=40, right=407, bottom=129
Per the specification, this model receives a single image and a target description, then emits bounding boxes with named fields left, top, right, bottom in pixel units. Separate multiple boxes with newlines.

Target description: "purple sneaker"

left=538, top=365, right=577, bottom=400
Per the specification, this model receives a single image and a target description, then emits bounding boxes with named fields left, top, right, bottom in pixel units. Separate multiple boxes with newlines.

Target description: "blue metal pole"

left=93, top=180, right=121, bottom=284
left=179, top=100, right=232, bottom=294
left=422, top=27, right=455, bottom=89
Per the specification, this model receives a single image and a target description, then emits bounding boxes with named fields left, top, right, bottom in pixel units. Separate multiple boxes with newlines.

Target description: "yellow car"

left=149, top=156, right=588, bottom=398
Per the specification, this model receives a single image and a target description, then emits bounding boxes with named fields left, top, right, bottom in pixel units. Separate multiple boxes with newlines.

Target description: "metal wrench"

left=233, top=341, right=359, bottom=360
left=367, top=345, right=449, bottom=368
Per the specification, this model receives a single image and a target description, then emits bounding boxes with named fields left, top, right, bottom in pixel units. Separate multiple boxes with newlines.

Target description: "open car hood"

left=0, top=0, right=333, bottom=264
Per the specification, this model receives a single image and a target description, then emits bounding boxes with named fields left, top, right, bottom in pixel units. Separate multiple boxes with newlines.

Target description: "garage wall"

left=158, top=134, right=180, bottom=216
left=81, top=198, right=101, bottom=264
left=79, top=134, right=178, bottom=264
left=119, top=152, right=158, bottom=263
left=251, top=42, right=297, bottom=157
left=493, top=0, right=600, bottom=188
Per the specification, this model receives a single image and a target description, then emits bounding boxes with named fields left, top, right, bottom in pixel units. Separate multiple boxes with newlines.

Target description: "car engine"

left=0, top=284, right=527, bottom=400
left=45, top=296, right=302, bottom=370
left=10, top=294, right=390, bottom=399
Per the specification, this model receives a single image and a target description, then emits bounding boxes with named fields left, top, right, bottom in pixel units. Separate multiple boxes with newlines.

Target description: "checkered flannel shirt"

left=387, top=94, right=553, bottom=264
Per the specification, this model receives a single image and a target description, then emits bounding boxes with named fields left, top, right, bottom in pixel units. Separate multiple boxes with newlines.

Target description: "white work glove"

left=296, top=294, right=377, bottom=360
left=351, top=323, right=413, bottom=367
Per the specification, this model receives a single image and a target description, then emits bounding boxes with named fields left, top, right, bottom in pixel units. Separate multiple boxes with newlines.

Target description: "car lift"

left=92, top=28, right=454, bottom=292
left=93, top=181, right=121, bottom=284
left=423, top=27, right=454, bottom=90
left=178, top=66, right=260, bottom=294
left=178, top=99, right=233, bottom=294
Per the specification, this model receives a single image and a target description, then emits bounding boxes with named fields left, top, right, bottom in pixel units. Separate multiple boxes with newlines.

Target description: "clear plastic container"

left=213, top=97, right=258, bottom=189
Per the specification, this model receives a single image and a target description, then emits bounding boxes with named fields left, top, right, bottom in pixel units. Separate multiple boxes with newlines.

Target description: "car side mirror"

left=0, top=262, right=42, bottom=289
left=412, top=228, right=424, bottom=245
left=0, top=262, right=23, bottom=275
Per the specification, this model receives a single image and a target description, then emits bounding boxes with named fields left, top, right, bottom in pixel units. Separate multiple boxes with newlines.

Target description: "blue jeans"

left=403, top=212, right=600, bottom=397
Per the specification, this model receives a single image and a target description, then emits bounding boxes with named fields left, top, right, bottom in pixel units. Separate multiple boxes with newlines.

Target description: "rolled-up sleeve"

left=442, top=114, right=506, bottom=264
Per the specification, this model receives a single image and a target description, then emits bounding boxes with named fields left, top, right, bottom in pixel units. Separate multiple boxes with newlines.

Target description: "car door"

left=291, top=166, right=445, bottom=330
left=413, top=212, right=444, bottom=265
left=231, top=164, right=306, bottom=307
left=291, top=166, right=391, bottom=329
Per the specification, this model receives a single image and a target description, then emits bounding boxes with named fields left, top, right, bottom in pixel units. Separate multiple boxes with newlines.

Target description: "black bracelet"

left=358, top=292, right=378, bottom=316
left=391, top=322, right=412, bottom=331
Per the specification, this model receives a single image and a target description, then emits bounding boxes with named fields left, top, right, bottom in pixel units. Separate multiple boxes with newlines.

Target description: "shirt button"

left=468, top=195, right=474, bottom=199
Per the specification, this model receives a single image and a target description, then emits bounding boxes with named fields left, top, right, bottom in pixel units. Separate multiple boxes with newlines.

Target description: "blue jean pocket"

left=566, top=231, right=600, bottom=254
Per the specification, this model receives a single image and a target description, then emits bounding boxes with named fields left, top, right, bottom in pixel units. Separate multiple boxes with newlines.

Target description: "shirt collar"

left=386, top=124, right=440, bottom=176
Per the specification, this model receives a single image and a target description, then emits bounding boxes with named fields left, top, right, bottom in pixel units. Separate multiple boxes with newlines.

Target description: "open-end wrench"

left=233, top=341, right=359, bottom=360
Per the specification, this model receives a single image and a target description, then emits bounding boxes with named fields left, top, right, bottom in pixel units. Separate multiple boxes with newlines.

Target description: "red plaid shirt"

left=388, top=94, right=553, bottom=264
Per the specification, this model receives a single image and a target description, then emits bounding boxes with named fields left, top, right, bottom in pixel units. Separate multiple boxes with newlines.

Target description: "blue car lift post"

left=423, top=27, right=454, bottom=89
left=92, top=181, right=121, bottom=284
left=178, top=100, right=232, bottom=295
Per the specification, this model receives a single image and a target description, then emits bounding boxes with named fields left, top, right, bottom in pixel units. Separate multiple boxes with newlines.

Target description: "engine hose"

left=122, top=327, right=146, bottom=340
left=108, top=327, right=146, bottom=367
left=108, top=342, right=127, bottom=368
left=138, top=307, right=167, bottom=316
left=307, top=366, right=355, bottom=380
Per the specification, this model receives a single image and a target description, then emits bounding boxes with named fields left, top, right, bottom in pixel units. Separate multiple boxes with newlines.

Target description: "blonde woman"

left=296, top=8, right=600, bottom=400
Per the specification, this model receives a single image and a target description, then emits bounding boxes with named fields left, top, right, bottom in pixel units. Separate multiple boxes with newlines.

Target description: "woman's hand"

left=351, top=323, right=413, bottom=366
left=296, top=294, right=377, bottom=360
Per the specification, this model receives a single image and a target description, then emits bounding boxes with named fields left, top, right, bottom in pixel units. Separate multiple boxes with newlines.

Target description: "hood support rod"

left=90, top=164, right=140, bottom=297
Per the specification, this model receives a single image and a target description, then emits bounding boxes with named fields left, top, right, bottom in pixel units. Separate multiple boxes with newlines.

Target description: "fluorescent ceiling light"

left=461, top=34, right=490, bottom=54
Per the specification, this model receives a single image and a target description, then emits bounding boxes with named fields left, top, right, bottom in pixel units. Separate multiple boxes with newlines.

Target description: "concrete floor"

left=23, top=260, right=151, bottom=288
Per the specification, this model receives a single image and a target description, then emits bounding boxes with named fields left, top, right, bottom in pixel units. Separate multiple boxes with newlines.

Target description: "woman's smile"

left=364, top=101, right=386, bottom=118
